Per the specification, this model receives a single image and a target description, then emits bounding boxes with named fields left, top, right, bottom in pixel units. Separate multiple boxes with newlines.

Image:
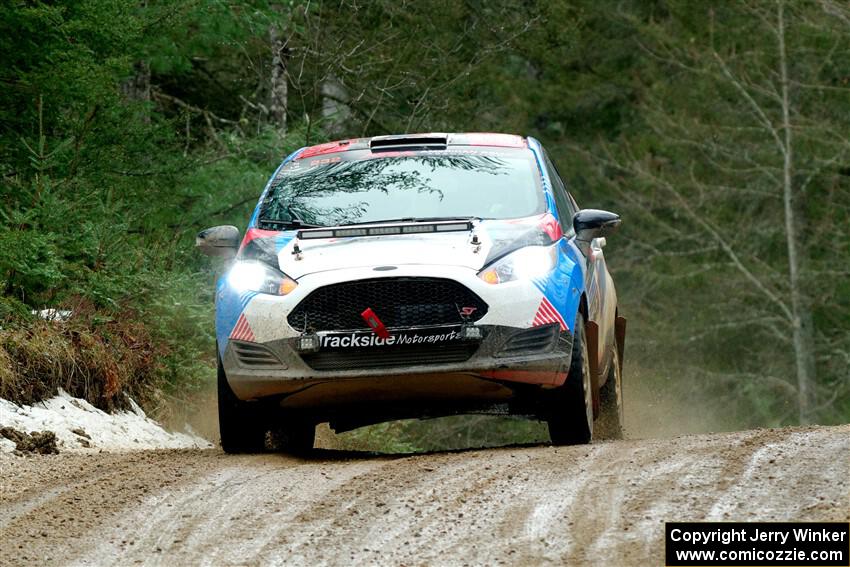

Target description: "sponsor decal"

left=319, top=328, right=464, bottom=349
left=308, top=156, right=341, bottom=167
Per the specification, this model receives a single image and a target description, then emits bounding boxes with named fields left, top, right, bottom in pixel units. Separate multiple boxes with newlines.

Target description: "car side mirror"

left=573, top=209, right=621, bottom=242
left=196, top=225, right=241, bottom=258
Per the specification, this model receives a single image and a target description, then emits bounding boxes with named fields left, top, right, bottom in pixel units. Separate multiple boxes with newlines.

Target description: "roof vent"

left=369, top=135, right=447, bottom=152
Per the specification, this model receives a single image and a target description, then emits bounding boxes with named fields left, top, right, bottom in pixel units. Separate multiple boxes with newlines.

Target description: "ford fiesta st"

left=197, top=133, right=626, bottom=454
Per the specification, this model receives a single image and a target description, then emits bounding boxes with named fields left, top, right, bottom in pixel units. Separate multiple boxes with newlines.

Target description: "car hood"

left=240, top=215, right=559, bottom=279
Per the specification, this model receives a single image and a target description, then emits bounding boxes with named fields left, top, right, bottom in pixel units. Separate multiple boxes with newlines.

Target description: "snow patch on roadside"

left=0, top=389, right=211, bottom=453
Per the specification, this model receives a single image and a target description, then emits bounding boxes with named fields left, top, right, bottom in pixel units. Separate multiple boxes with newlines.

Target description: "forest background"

left=2, top=0, right=848, bottom=449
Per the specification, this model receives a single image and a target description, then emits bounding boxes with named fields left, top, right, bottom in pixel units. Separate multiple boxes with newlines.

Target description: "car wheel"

left=546, top=312, right=593, bottom=445
left=218, top=355, right=267, bottom=454
left=596, top=345, right=624, bottom=440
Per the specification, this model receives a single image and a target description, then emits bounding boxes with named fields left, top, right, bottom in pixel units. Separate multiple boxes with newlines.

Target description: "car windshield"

left=258, top=148, right=544, bottom=228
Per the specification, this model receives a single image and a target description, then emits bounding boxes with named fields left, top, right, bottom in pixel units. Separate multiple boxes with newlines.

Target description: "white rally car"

left=197, top=133, right=626, bottom=453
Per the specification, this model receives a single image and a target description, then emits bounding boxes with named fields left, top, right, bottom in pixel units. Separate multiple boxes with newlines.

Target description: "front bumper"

left=217, top=264, right=574, bottom=401
left=223, top=322, right=573, bottom=401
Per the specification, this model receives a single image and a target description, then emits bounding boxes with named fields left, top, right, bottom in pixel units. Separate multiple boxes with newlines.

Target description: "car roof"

left=295, top=132, right=527, bottom=160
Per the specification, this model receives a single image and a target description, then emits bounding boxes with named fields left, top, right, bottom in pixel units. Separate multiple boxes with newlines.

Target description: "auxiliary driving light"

left=296, top=334, right=321, bottom=353
left=461, top=325, right=483, bottom=340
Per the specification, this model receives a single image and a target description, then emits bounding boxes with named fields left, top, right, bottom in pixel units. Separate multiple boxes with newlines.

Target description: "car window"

left=542, top=152, right=576, bottom=236
left=259, top=148, right=546, bottom=228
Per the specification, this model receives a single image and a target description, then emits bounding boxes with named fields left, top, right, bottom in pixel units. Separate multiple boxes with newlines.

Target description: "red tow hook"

left=361, top=308, right=390, bottom=339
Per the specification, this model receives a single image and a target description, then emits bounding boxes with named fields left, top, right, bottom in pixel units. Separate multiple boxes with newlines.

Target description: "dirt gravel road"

left=1, top=424, right=848, bottom=566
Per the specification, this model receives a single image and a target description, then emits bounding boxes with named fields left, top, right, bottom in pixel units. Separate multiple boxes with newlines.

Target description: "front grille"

left=288, top=277, right=488, bottom=332
left=496, top=324, right=559, bottom=357
left=301, top=342, right=478, bottom=371
left=232, top=341, right=284, bottom=368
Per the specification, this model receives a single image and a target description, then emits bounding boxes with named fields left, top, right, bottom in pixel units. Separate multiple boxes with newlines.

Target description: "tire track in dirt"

left=255, top=449, right=529, bottom=565
left=0, top=451, right=224, bottom=566
left=708, top=428, right=850, bottom=520
left=1, top=425, right=847, bottom=567
left=560, top=428, right=800, bottom=565
left=72, top=455, right=392, bottom=566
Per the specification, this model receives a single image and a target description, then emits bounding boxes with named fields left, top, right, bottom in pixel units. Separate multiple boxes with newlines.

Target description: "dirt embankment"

left=0, top=424, right=848, bottom=566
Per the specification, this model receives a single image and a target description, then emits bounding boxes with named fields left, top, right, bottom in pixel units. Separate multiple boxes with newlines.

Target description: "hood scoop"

left=369, top=134, right=448, bottom=152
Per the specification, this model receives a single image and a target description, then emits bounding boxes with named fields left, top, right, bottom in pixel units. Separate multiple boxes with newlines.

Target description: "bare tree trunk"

left=777, top=1, right=817, bottom=423
left=321, top=75, right=351, bottom=137
left=269, top=8, right=288, bottom=135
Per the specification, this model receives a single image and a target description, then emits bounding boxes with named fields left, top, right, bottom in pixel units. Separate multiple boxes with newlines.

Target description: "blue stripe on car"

left=527, top=137, right=585, bottom=333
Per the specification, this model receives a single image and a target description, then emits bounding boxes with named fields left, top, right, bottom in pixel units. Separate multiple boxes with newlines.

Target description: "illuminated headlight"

left=478, top=245, right=558, bottom=284
left=228, top=261, right=297, bottom=295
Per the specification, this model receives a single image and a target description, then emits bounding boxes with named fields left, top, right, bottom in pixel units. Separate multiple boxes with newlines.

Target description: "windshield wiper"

left=338, top=216, right=477, bottom=227
left=259, top=206, right=326, bottom=229
left=259, top=218, right=326, bottom=230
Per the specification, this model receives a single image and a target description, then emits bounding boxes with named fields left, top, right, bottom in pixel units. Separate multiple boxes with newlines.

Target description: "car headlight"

left=478, top=245, right=558, bottom=284
left=227, top=261, right=297, bottom=295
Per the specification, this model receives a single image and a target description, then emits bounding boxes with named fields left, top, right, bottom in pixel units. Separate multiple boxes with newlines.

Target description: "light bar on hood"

left=298, top=221, right=473, bottom=240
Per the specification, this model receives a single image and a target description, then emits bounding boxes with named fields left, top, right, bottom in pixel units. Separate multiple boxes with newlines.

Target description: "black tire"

left=596, top=345, right=624, bottom=440
left=218, top=356, right=267, bottom=454
left=546, top=312, right=593, bottom=445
